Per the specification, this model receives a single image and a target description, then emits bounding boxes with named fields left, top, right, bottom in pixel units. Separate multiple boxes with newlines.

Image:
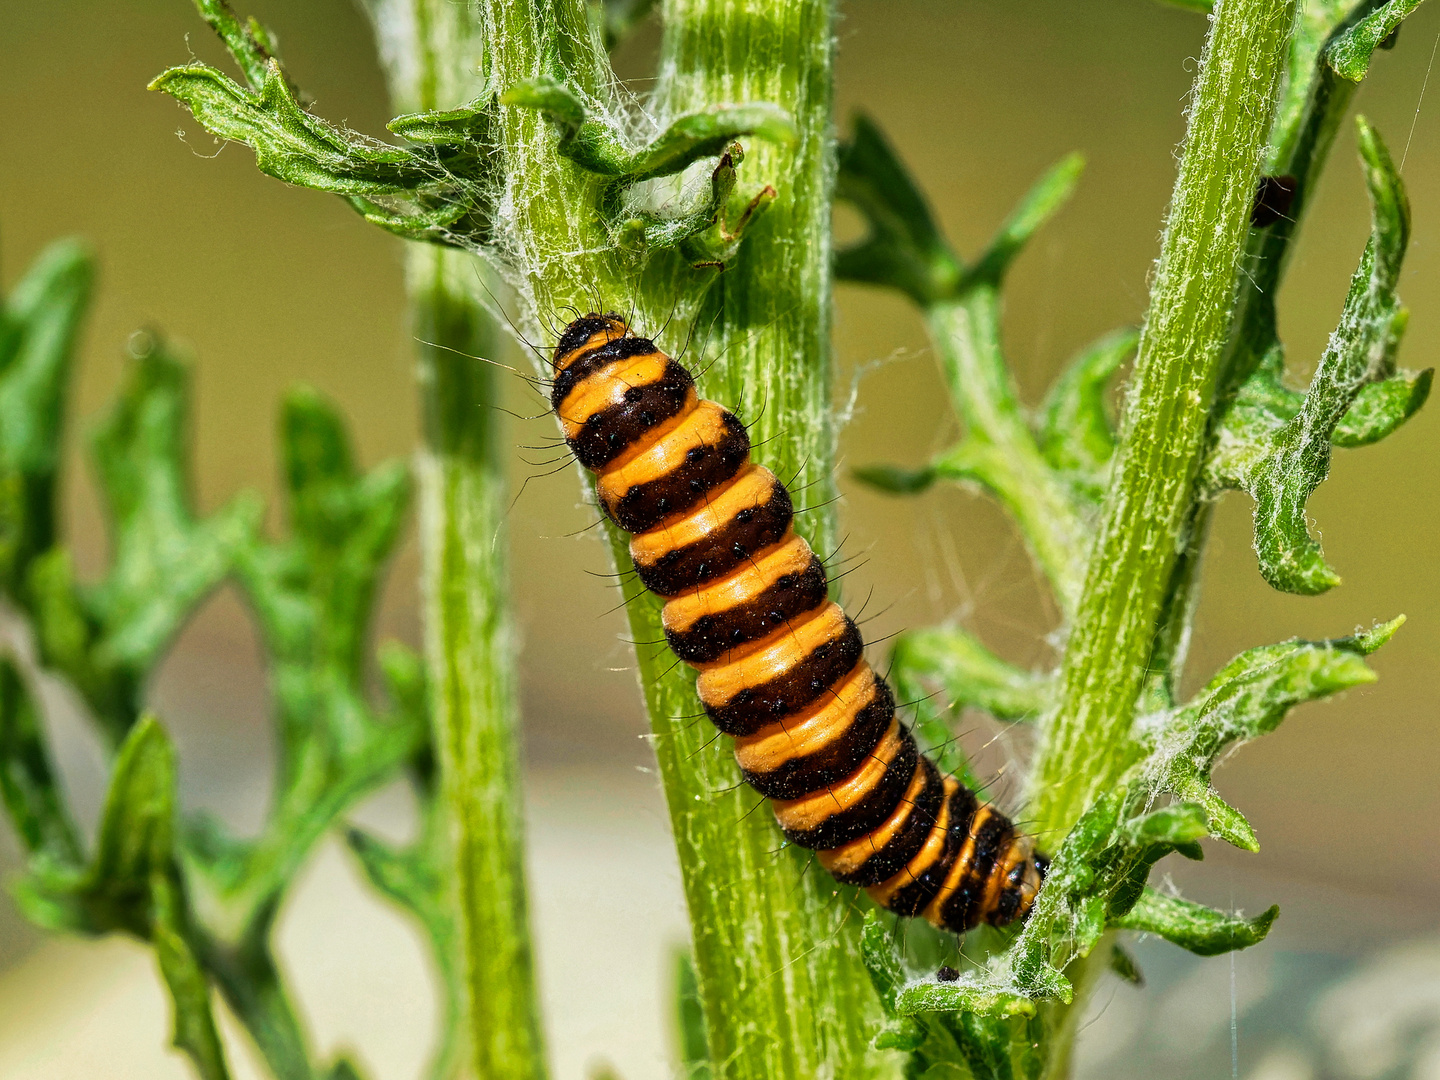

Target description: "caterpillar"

left=550, top=313, right=1047, bottom=935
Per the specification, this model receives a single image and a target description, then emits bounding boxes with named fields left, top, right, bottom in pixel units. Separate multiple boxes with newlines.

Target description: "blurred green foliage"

left=0, top=239, right=451, bottom=1080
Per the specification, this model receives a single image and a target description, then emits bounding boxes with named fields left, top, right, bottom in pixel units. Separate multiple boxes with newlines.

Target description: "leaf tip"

left=852, top=462, right=935, bottom=495
left=1055, top=150, right=1087, bottom=185
left=1355, top=614, right=1405, bottom=654
left=1253, top=903, right=1281, bottom=937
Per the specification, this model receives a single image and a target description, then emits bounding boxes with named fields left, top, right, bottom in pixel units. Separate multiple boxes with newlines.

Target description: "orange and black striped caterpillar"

left=551, top=313, right=1047, bottom=935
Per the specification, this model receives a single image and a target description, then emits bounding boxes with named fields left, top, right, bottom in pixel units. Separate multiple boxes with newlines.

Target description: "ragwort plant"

left=0, top=0, right=1430, bottom=1077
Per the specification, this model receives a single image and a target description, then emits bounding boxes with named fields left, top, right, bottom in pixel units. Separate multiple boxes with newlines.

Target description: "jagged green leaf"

left=1037, top=327, right=1137, bottom=495
left=194, top=386, right=421, bottom=934
left=156, top=8, right=488, bottom=246
left=1110, top=888, right=1278, bottom=957
left=17, top=339, right=259, bottom=748
left=1210, top=340, right=1425, bottom=462
left=917, top=618, right=1394, bottom=997
left=835, top=112, right=962, bottom=306
left=838, top=114, right=1093, bottom=623
left=1327, top=0, right=1427, bottom=81
left=1136, top=617, right=1400, bottom=851
left=1002, top=794, right=1208, bottom=999
left=0, top=240, right=93, bottom=597
left=1331, top=366, right=1432, bottom=445
left=1208, top=118, right=1421, bottom=594
left=0, top=660, right=81, bottom=864
left=85, top=336, right=260, bottom=704
left=890, top=627, right=1051, bottom=724
left=503, top=77, right=794, bottom=182
left=151, top=62, right=439, bottom=195
left=671, top=948, right=711, bottom=1079
left=1158, top=0, right=1214, bottom=10
left=965, top=153, right=1084, bottom=288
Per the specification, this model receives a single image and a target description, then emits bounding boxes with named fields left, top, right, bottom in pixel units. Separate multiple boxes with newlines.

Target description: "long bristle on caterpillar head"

left=549, top=314, right=1048, bottom=936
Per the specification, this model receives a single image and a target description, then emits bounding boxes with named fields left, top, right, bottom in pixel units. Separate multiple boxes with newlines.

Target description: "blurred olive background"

left=1, top=1, right=1438, bottom=1078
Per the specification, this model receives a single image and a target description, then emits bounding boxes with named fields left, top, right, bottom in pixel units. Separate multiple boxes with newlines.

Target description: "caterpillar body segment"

left=551, top=314, right=1046, bottom=935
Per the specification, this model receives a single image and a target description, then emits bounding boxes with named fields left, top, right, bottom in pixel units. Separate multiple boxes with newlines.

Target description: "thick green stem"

left=927, top=291, right=1089, bottom=615
left=482, top=0, right=881, bottom=1075
left=1031, top=0, right=1296, bottom=841
left=362, top=4, right=549, bottom=1076
left=485, top=1, right=618, bottom=313
left=635, top=5, right=883, bottom=1079
left=1145, top=3, right=1366, bottom=706
left=413, top=239, right=547, bottom=1080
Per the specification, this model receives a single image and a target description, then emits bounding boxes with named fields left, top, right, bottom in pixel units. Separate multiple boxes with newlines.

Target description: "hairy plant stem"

left=482, top=0, right=881, bottom=1074
left=644, top=3, right=885, bottom=1077
left=364, top=3, right=549, bottom=1076
left=414, top=246, right=546, bottom=1080
left=1147, top=6, right=1366, bottom=703
left=1031, top=0, right=1297, bottom=842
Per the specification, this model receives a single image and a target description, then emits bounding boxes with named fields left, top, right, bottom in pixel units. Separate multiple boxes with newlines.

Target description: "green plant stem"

left=635, top=4, right=885, bottom=1079
left=413, top=245, right=546, bottom=1080
left=486, top=1, right=615, bottom=314
left=1031, top=0, right=1297, bottom=841
left=1146, top=2, right=1365, bottom=705
left=927, top=290, right=1089, bottom=615
left=480, top=0, right=882, bottom=1075
left=201, top=921, right=315, bottom=1080
left=363, top=3, right=549, bottom=1076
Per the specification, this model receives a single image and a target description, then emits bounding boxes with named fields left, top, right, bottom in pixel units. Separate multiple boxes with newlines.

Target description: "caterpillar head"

left=988, top=837, right=1047, bottom=928
left=553, top=312, right=631, bottom=370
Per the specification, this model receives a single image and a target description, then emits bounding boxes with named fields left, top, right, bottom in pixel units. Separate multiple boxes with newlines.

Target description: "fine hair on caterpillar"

left=549, top=311, right=1048, bottom=935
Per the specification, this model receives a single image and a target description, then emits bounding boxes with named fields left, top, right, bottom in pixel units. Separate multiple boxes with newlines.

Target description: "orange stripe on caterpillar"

left=549, top=313, right=1047, bottom=935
